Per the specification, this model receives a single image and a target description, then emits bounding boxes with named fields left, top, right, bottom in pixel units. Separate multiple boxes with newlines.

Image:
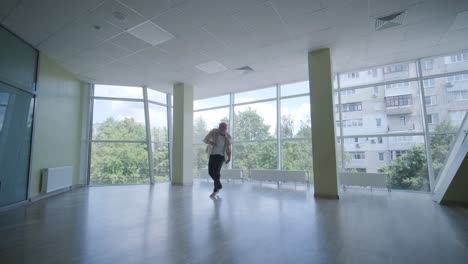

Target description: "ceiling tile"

left=401, top=16, right=454, bottom=50
left=93, top=42, right=133, bottom=60
left=449, top=10, right=468, bottom=31
left=155, top=27, right=227, bottom=61
left=119, top=53, right=159, bottom=69
left=368, top=0, right=422, bottom=18
left=62, top=49, right=115, bottom=74
left=38, top=12, right=122, bottom=60
left=2, top=18, right=52, bottom=46
left=203, top=16, right=262, bottom=53
left=109, top=32, right=152, bottom=52
left=3, top=0, right=105, bottom=46
left=2, top=0, right=91, bottom=45
left=137, top=46, right=172, bottom=63
left=366, top=27, right=406, bottom=56
left=232, top=2, right=291, bottom=46
left=118, top=0, right=173, bottom=19
left=151, top=0, right=233, bottom=37
left=92, top=0, right=146, bottom=30
left=0, top=0, right=21, bottom=18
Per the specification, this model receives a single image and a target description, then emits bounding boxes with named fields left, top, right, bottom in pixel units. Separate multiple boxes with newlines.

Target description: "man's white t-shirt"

left=211, top=134, right=226, bottom=156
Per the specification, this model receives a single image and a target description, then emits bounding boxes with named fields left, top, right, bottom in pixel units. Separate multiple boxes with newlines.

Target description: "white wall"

left=29, top=53, right=87, bottom=197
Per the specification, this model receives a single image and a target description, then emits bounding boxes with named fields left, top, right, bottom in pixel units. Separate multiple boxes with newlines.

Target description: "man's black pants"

left=208, top=154, right=224, bottom=192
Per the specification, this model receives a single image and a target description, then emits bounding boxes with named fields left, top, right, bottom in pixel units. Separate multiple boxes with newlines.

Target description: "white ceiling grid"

left=0, top=0, right=467, bottom=98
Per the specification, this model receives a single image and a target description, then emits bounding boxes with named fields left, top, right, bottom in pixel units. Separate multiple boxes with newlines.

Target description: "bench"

left=339, top=172, right=391, bottom=192
left=249, top=169, right=309, bottom=187
left=198, top=168, right=243, bottom=182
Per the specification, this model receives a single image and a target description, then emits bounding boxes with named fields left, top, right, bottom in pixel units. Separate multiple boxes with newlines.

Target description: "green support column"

left=172, top=82, right=193, bottom=185
left=309, top=48, right=339, bottom=199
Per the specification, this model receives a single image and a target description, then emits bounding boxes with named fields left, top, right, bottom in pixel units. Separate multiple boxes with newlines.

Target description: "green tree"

left=379, top=145, right=429, bottom=191
left=430, top=121, right=457, bottom=178
left=193, top=117, right=210, bottom=176
left=281, top=117, right=314, bottom=181
left=151, top=125, right=170, bottom=181
left=281, top=115, right=294, bottom=139
left=91, top=117, right=149, bottom=184
left=232, top=108, right=277, bottom=173
left=234, top=108, right=271, bottom=141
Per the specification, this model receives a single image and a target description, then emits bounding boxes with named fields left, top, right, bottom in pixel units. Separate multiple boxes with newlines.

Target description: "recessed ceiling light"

left=127, top=21, right=174, bottom=46
left=112, top=11, right=127, bottom=21
left=196, top=61, right=228, bottom=74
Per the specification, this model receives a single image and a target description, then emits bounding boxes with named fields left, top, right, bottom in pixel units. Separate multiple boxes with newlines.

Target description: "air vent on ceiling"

left=236, top=66, right=254, bottom=74
left=375, top=10, right=406, bottom=31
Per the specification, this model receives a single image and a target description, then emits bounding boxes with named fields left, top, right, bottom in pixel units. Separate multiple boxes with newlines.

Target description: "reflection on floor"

left=1, top=181, right=468, bottom=264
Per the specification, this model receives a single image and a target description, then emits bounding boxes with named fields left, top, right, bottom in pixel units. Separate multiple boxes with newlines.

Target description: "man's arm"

left=203, top=130, right=216, bottom=145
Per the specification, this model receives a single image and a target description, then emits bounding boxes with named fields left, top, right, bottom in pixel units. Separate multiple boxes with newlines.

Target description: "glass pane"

left=281, top=139, right=312, bottom=178
left=90, top=142, right=149, bottom=184
left=0, top=84, right=34, bottom=206
left=194, top=94, right=230, bottom=110
left=234, top=86, right=276, bottom=104
left=232, top=141, right=278, bottom=174
left=421, top=50, right=468, bottom=76
left=152, top=143, right=169, bottom=182
left=280, top=96, right=311, bottom=139
left=341, top=135, right=429, bottom=191
left=281, top=81, right=309, bottom=97
left=423, top=76, right=468, bottom=132
left=147, top=88, right=166, bottom=104
left=335, top=81, right=424, bottom=136
left=339, top=61, right=417, bottom=88
left=430, top=133, right=457, bottom=181
left=149, top=103, right=168, bottom=142
left=94, top=84, right=143, bottom=99
left=193, top=107, right=229, bottom=143
left=0, top=26, right=37, bottom=91
left=92, top=100, right=146, bottom=140
left=234, top=101, right=277, bottom=140
left=193, top=144, right=208, bottom=178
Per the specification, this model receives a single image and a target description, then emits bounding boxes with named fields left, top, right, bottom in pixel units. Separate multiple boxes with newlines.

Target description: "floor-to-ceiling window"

left=193, top=82, right=312, bottom=179
left=233, top=86, right=278, bottom=174
left=89, top=85, right=169, bottom=185
left=279, top=81, right=312, bottom=179
left=192, top=49, right=468, bottom=192
left=334, top=50, right=468, bottom=191
left=420, top=51, right=468, bottom=182
left=193, top=95, right=230, bottom=177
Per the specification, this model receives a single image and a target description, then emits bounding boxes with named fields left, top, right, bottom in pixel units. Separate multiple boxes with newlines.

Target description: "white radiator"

left=41, top=166, right=73, bottom=193
left=198, top=168, right=243, bottom=180
left=222, top=169, right=243, bottom=180
left=250, top=169, right=307, bottom=183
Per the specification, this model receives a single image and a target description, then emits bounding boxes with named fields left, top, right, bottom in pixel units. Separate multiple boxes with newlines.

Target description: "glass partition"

left=0, top=83, right=34, bottom=206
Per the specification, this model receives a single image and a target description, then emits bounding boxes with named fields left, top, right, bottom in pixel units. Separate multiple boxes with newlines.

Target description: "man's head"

left=218, top=122, right=227, bottom=135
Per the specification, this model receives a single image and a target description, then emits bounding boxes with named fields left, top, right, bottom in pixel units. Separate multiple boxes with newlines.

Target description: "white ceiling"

left=1, top=0, right=468, bottom=98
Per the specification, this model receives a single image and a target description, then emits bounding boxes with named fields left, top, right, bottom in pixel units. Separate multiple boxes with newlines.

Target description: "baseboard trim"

left=29, top=187, right=73, bottom=202
left=72, top=184, right=87, bottom=190
left=0, top=200, right=29, bottom=212
left=314, top=193, right=340, bottom=200
left=171, top=181, right=194, bottom=186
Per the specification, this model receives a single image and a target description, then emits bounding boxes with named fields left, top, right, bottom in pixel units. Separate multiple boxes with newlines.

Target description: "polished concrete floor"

left=1, top=181, right=467, bottom=264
